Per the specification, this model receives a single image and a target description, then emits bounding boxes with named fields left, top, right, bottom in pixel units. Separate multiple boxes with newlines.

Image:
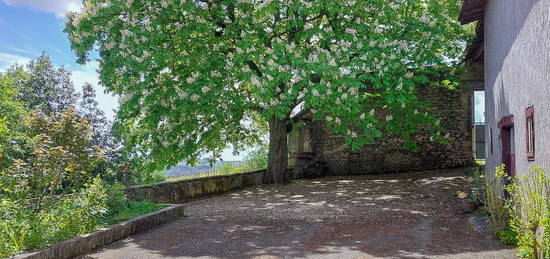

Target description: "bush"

left=484, top=166, right=510, bottom=234
left=0, top=179, right=166, bottom=258
left=0, top=179, right=109, bottom=257
left=498, top=228, right=518, bottom=246
left=501, top=166, right=550, bottom=258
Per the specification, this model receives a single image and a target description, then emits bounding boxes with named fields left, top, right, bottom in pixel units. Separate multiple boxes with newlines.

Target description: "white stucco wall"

left=485, top=0, right=550, bottom=177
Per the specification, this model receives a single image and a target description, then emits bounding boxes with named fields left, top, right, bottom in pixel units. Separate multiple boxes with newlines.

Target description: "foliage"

left=80, top=82, right=113, bottom=150
left=468, top=165, right=486, bottom=206
left=135, top=170, right=168, bottom=185
left=168, top=145, right=268, bottom=181
left=1, top=54, right=128, bottom=186
left=0, top=70, right=30, bottom=169
left=0, top=180, right=167, bottom=258
left=0, top=53, right=167, bottom=257
left=6, top=54, right=78, bottom=116
left=65, top=0, right=471, bottom=175
left=498, top=228, right=518, bottom=246
left=483, top=165, right=510, bottom=234
left=104, top=200, right=168, bottom=225
left=0, top=179, right=109, bottom=258
left=243, top=144, right=269, bottom=170
left=501, top=166, right=550, bottom=258
left=0, top=108, right=104, bottom=212
left=79, top=82, right=127, bottom=182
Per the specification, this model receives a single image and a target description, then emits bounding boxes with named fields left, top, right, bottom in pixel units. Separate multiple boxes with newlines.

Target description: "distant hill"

left=165, top=159, right=243, bottom=178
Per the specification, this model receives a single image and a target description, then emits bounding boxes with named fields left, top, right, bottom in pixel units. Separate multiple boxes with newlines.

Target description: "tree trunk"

left=267, top=116, right=289, bottom=184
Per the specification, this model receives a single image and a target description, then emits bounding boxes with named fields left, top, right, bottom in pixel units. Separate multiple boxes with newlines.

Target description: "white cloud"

left=0, top=52, right=30, bottom=71
left=1, top=0, right=82, bottom=18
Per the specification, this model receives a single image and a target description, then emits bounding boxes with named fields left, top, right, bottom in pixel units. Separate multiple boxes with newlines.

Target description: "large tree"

left=65, top=0, right=467, bottom=183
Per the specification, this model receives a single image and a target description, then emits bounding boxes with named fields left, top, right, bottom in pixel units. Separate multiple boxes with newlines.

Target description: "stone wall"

left=290, top=85, right=473, bottom=176
left=124, top=170, right=266, bottom=203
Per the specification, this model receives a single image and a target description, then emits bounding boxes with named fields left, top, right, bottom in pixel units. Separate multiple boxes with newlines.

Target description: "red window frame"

left=526, top=107, right=535, bottom=161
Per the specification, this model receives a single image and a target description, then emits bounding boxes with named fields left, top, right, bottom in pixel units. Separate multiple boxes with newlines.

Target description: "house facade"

left=461, top=0, right=550, bottom=178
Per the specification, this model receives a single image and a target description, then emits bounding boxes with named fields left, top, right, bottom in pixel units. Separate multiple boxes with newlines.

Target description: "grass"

left=105, top=201, right=169, bottom=225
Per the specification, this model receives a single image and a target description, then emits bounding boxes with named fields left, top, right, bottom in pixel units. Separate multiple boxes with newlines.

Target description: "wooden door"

left=499, top=115, right=515, bottom=196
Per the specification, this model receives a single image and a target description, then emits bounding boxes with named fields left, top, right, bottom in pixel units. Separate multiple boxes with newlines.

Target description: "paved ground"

left=86, top=169, right=516, bottom=259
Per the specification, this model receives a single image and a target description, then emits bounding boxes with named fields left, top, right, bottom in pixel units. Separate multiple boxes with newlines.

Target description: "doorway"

left=499, top=115, right=515, bottom=183
left=473, top=91, right=486, bottom=159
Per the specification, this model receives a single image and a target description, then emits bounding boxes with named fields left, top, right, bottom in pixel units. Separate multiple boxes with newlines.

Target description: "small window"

left=490, top=128, right=493, bottom=155
left=526, top=107, right=535, bottom=161
left=300, top=126, right=313, bottom=153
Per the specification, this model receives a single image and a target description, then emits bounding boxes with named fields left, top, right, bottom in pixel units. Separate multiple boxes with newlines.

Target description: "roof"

left=459, top=0, right=487, bottom=62
left=459, top=0, right=487, bottom=25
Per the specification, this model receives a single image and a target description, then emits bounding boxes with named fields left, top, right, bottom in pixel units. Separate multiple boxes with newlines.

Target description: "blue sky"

left=474, top=91, right=485, bottom=124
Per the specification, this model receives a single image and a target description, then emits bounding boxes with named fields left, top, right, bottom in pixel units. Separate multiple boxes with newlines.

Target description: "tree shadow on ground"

left=90, top=169, right=516, bottom=259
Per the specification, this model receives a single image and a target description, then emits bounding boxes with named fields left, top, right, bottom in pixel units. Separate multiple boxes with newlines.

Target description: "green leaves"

left=66, top=0, right=468, bottom=171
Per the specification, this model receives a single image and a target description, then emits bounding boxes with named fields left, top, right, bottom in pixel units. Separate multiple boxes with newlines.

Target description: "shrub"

left=0, top=179, right=109, bottom=257
left=485, top=166, right=510, bottom=234
left=0, top=108, right=108, bottom=257
left=501, top=166, right=550, bottom=258
left=498, top=228, right=519, bottom=246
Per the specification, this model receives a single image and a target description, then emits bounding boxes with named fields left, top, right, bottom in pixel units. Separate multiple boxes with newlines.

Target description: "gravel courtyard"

left=86, top=169, right=516, bottom=259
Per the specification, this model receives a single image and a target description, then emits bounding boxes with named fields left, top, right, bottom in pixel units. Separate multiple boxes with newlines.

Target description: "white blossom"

left=312, top=89, right=320, bottom=96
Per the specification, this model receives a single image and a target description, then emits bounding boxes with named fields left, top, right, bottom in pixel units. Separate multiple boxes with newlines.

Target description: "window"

left=490, top=128, right=493, bottom=155
left=526, top=107, right=535, bottom=161
left=300, top=126, right=313, bottom=153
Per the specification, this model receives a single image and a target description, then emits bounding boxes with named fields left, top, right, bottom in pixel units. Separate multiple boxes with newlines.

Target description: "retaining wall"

left=124, top=169, right=267, bottom=203
left=15, top=204, right=185, bottom=259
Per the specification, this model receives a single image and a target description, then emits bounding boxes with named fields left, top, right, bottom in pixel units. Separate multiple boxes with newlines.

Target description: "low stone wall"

left=14, top=204, right=185, bottom=259
left=124, top=169, right=267, bottom=203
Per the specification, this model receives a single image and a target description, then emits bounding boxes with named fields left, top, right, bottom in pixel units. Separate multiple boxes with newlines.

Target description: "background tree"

left=0, top=107, right=104, bottom=212
left=80, top=82, right=110, bottom=147
left=8, top=54, right=78, bottom=115
left=66, top=0, right=468, bottom=183
left=0, top=70, right=30, bottom=169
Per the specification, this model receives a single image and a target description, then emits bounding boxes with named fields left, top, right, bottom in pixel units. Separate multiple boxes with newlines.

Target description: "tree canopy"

left=7, top=54, right=78, bottom=115
left=66, top=0, right=469, bottom=181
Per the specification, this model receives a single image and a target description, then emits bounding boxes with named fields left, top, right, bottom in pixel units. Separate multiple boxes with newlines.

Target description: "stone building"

left=288, top=83, right=478, bottom=178
left=460, top=0, right=550, bottom=178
